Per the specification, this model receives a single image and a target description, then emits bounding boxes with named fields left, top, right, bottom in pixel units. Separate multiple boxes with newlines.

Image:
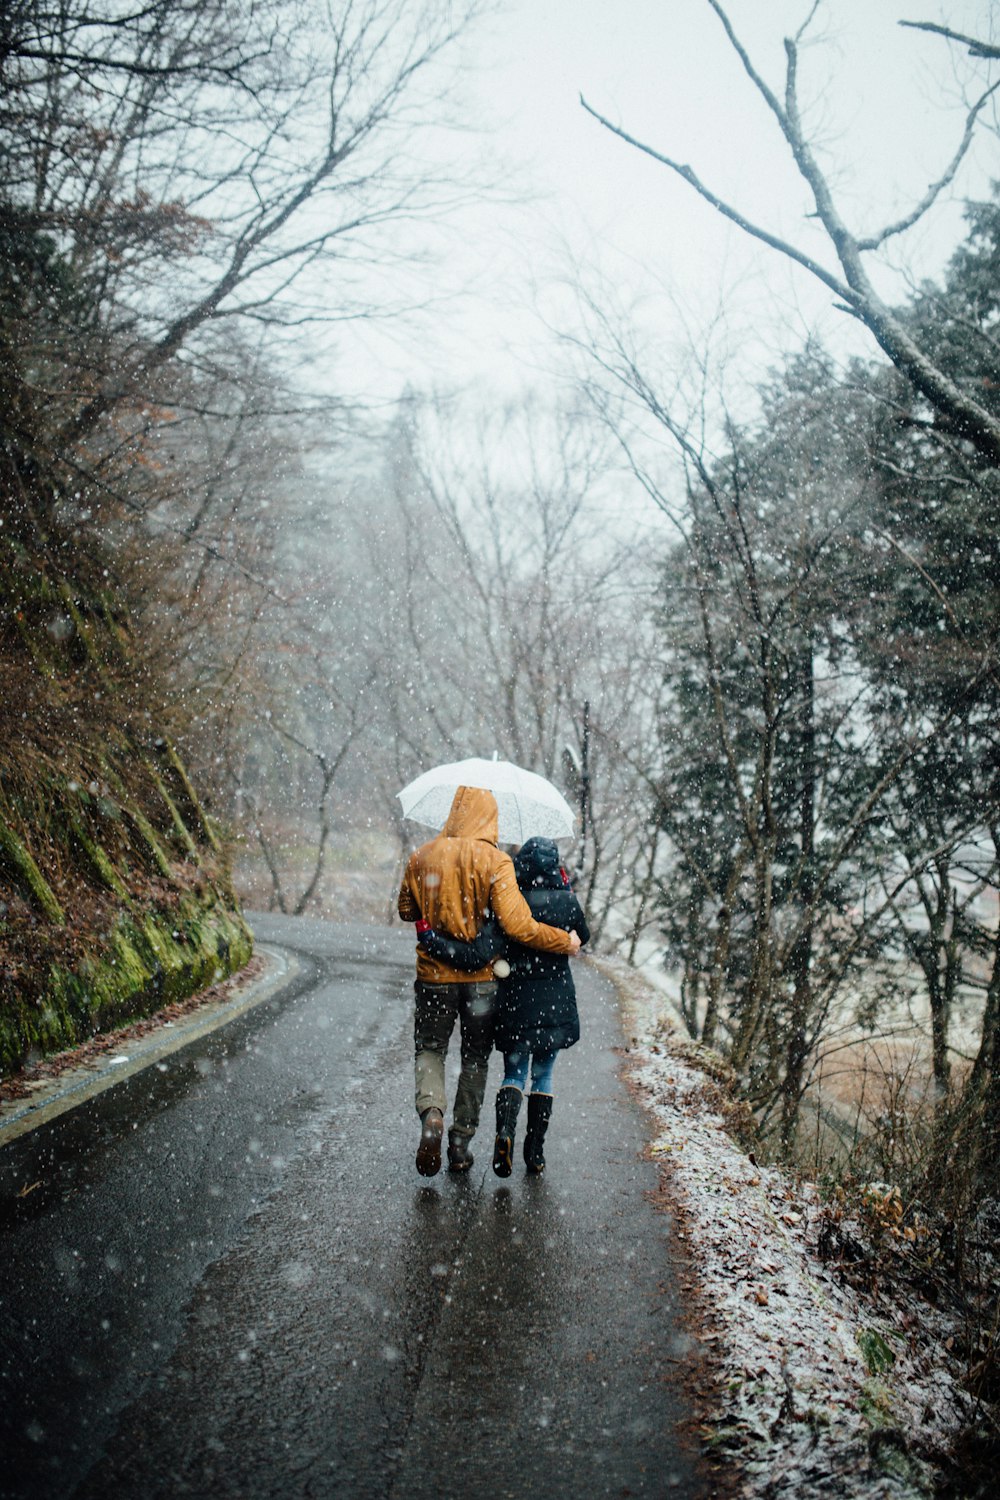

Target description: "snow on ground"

left=596, top=957, right=974, bottom=1498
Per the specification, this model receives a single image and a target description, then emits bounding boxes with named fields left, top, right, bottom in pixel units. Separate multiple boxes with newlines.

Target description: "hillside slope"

left=0, top=536, right=251, bottom=1075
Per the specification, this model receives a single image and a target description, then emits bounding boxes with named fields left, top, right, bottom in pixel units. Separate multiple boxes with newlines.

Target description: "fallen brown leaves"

left=0, top=954, right=265, bottom=1107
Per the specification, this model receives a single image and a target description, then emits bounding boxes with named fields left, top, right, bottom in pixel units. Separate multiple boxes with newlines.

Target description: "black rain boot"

left=447, top=1129, right=475, bottom=1173
left=492, top=1086, right=522, bottom=1178
left=523, top=1093, right=553, bottom=1174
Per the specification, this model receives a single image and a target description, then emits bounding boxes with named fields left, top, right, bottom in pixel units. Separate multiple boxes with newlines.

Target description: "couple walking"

left=397, top=785, right=589, bottom=1177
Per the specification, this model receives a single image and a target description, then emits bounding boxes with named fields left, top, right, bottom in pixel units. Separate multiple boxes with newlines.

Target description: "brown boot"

left=416, top=1108, right=444, bottom=1177
left=447, top=1130, right=475, bottom=1172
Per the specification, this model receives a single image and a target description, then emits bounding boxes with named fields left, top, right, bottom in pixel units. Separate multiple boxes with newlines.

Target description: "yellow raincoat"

left=397, top=785, right=574, bottom=984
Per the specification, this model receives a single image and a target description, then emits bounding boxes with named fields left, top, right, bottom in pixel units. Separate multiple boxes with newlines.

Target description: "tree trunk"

left=626, top=823, right=661, bottom=966
left=926, top=862, right=953, bottom=1098
left=731, top=847, right=774, bottom=1074
left=780, top=647, right=815, bottom=1152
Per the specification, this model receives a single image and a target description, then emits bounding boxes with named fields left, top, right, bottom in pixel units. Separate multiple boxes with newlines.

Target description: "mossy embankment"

left=0, top=534, right=252, bottom=1076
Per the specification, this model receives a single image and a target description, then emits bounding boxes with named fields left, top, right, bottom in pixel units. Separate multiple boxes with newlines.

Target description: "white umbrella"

left=397, top=756, right=575, bottom=846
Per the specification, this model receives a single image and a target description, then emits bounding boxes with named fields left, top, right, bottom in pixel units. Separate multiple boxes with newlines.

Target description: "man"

left=398, top=785, right=581, bottom=1176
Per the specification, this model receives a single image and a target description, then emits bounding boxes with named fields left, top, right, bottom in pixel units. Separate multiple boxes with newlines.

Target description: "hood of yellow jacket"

left=441, top=785, right=499, bottom=844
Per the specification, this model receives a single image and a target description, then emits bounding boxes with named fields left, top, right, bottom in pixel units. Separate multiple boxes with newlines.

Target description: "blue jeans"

left=502, top=1047, right=557, bottom=1095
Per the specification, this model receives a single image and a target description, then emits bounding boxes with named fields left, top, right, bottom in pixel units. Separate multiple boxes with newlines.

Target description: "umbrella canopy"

left=397, top=756, right=575, bottom=846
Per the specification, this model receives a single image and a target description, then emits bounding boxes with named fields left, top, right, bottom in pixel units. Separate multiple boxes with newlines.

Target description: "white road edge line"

left=0, top=944, right=302, bottom=1148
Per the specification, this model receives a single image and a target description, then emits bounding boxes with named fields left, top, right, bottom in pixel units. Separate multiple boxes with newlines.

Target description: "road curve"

left=1, top=916, right=711, bottom=1499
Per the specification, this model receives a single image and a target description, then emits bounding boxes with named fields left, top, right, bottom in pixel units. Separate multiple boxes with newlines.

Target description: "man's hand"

left=568, top=931, right=582, bottom=956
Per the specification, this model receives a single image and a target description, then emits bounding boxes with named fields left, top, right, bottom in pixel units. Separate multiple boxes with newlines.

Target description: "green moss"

left=0, top=897, right=253, bottom=1073
left=160, top=741, right=220, bottom=853
left=0, top=814, right=65, bottom=925
left=98, top=767, right=176, bottom=880
left=149, top=769, right=200, bottom=861
left=1, top=559, right=251, bottom=1077
left=129, top=810, right=175, bottom=879
left=69, top=816, right=130, bottom=900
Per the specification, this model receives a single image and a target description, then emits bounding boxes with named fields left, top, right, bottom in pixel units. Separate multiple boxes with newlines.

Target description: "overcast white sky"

left=337, top=0, right=999, bottom=411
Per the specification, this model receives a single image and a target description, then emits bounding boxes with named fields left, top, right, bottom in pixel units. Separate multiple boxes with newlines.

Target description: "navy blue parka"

left=497, top=839, right=589, bottom=1053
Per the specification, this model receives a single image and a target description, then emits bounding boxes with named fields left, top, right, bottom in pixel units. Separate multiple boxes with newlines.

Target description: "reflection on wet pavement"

left=1, top=917, right=708, bottom=1499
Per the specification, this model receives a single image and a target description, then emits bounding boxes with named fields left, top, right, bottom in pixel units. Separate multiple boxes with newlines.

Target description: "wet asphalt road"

left=0, top=916, right=708, bottom=1500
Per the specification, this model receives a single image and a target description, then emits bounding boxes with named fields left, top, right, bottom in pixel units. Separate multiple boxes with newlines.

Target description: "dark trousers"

left=413, top=980, right=496, bottom=1138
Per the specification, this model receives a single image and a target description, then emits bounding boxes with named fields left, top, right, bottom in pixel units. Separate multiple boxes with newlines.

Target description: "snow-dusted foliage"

left=606, top=959, right=977, bottom=1498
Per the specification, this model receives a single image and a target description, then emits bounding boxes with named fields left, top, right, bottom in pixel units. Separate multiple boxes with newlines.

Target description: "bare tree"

left=2, top=0, right=487, bottom=552
left=230, top=680, right=374, bottom=916
left=581, top=1, right=1000, bottom=465
left=314, top=394, right=658, bottom=937
left=1, top=0, right=492, bottom=936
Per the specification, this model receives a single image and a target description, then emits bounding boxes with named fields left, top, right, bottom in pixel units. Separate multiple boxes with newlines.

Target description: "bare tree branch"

left=582, top=2, right=1000, bottom=467
left=857, top=82, right=999, bottom=250
left=899, top=20, right=1000, bottom=61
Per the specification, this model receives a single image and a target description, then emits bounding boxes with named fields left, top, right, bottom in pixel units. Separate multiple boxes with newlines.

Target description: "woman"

left=418, top=836, right=589, bottom=1175
left=491, top=837, right=589, bottom=1175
